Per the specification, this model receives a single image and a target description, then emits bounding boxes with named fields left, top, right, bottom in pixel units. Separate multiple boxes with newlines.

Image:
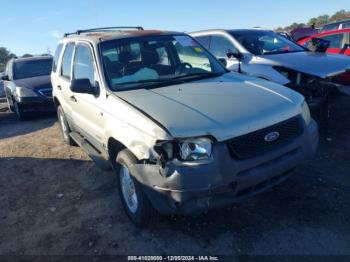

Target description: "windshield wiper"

left=111, top=72, right=224, bottom=91
left=113, top=79, right=168, bottom=86
left=263, top=50, right=305, bottom=55
left=171, top=72, right=223, bottom=81
left=112, top=78, right=186, bottom=91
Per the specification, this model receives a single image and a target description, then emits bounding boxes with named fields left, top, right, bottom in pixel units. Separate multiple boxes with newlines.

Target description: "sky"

left=0, top=0, right=349, bottom=56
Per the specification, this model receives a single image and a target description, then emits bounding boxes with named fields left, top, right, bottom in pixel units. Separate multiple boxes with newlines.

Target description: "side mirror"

left=218, top=58, right=227, bottom=67
left=1, top=74, right=9, bottom=81
left=227, top=52, right=244, bottom=61
left=70, top=79, right=96, bottom=95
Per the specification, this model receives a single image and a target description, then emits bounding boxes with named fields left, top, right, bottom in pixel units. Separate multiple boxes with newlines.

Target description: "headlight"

left=179, top=137, right=212, bottom=161
left=301, top=101, right=311, bottom=125
left=16, top=86, right=38, bottom=97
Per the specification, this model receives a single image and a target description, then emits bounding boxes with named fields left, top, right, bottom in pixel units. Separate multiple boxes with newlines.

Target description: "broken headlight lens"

left=179, top=137, right=212, bottom=161
left=154, top=141, right=174, bottom=161
left=302, top=101, right=311, bottom=125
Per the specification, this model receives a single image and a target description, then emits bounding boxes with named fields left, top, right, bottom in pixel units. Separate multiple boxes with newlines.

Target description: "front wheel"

left=13, top=100, right=26, bottom=121
left=116, top=149, right=157, bottom=227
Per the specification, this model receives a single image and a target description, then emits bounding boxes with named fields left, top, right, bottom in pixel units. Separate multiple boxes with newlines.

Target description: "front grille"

left=227, top=116, right=303, bottom=160
left=38, top=88, right=52, bottom=98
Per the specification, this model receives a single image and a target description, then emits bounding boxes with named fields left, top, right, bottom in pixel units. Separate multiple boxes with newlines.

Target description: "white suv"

left=51, top=27, right=319, bottom=226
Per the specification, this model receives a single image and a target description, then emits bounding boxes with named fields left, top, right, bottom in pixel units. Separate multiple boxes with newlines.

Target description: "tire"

left=57, top=105, right=75, bottom=146
left=116, top=149, right=157, bottom=227
left=13, top=100, right=26, bottom=121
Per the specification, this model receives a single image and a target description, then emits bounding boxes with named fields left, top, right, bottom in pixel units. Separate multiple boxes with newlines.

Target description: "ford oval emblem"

left=264, top=131, right=280, bottom=142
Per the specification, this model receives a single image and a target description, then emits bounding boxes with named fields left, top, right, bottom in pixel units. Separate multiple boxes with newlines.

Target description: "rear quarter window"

left=53, top=44, right=63, bottom=73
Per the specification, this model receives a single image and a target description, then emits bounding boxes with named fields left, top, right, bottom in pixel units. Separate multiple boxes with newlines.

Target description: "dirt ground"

left=0, top=97, right=349, bottom=256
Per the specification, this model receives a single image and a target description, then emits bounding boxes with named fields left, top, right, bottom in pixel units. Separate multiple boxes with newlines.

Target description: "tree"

left=276, top=9, right=350, bottom=32
left=330, top=10, right=350, bottom=22
left=0, top=47, right=16, bottom=72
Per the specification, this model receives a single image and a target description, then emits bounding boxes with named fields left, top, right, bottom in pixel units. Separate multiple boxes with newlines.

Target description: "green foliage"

left=0, top=47, right=16, bottom=72
left=277, top=9, right=350, bottom=31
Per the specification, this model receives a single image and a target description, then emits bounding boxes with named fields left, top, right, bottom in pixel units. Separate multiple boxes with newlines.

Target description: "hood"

left=115, top=73, right=303, bottom=141
left=13, top=75, right=52, bottom=90
left=256, top=52, right=350, bottom=78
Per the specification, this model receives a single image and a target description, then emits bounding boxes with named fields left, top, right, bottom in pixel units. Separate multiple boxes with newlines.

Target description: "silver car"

left=51, top=27, right=318, bottom=226
left=191, top=29, right=350, bottom=110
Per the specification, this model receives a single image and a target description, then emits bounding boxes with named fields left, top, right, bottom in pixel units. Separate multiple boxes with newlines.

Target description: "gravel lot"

left=0, top=97, right=349, bottom=256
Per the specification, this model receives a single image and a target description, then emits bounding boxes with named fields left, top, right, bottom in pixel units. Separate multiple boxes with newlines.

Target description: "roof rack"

left=64, top=26, right=144, bottom=37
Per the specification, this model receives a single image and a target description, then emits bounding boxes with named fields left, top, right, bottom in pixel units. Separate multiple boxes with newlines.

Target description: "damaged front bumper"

left=274, top=66, right=350, bottom=112
left=287, top=78, right=350, bottom=110
left=129, top=119, right=319, bottom=215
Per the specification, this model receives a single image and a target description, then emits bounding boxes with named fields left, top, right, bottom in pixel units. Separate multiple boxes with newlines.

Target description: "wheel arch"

left=53, top=96, right=60, bottom=109
left=107, top=137, right=127, bottom=169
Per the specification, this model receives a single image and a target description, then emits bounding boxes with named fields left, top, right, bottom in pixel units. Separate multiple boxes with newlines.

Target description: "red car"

left=298, top=29, right=350, bottom=55
left=298, top=29, right=350, bottom=85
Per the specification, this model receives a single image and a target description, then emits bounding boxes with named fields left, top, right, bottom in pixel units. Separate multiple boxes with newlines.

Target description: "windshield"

left=14, top=58, right=53, bottom=79
left=230, top=30, right=305, bottom=56
left=100, top=34, right=227, bottom=91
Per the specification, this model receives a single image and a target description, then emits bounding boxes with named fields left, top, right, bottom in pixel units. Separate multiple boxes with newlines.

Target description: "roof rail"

left=64, top=26, right=144, bottom=37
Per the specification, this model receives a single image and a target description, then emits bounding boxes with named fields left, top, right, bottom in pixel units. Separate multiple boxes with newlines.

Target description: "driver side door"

left=70, top=42, right=106, bottom=149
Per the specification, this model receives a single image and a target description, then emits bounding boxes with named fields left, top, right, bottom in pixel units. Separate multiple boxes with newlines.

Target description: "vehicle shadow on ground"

left=0, top=111, right=56, bottom=139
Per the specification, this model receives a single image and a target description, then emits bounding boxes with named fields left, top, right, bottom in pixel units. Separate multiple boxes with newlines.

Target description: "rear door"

left=56, top=43, right=75, bottom=124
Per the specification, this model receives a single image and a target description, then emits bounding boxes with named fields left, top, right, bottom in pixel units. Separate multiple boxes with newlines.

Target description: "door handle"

left=57, top=85, right=62, bottom=90
left=70, top=95, right=77, bottom=102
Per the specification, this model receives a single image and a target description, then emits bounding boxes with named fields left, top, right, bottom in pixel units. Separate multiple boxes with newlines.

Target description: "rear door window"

left=61, top=43, right=75, bottom=79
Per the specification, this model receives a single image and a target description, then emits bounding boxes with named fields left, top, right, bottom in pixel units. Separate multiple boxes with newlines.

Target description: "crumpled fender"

left=103, top=94, right=171, bottom=160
